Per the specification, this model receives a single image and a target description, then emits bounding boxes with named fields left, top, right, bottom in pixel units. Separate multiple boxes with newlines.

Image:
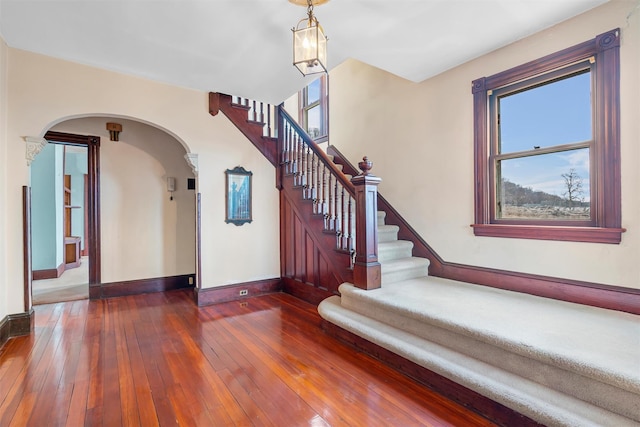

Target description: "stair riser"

left=378, top=247, right=413, bottom=263
left=381, top=265, right=429, bottom=285
left=378, top=229, right=399, bottom=243
left=340, top=293, right=639, bottom=421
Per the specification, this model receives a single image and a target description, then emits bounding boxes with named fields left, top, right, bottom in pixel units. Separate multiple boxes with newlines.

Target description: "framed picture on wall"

left=225, top=166, right=253, bottom=226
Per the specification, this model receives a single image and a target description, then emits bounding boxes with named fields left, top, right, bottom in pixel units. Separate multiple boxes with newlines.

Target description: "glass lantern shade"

left=293, top=19, right=327, bottom=76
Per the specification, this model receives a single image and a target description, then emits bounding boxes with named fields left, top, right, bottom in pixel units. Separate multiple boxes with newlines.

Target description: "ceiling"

left=0, top=0, right=607, bottom=104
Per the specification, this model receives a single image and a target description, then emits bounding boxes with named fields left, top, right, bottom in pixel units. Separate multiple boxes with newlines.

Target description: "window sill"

left=471, top=224, right=625, bottom=244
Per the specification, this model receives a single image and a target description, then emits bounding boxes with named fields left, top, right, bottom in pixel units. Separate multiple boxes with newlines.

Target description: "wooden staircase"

left=210, top=91, right=434, bottom=301
left=209, top=92, right=387, bottom=303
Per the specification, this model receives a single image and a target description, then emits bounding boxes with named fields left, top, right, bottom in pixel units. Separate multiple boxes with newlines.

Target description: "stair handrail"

left=278, top=106, right=355, bottom=195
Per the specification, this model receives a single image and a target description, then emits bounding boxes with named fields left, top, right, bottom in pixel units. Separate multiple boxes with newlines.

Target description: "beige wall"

left=0, top=37, right=8, bottom=319
left=330, top=1, right=640, bottom=288
left=3, top=48, right=280, bottom=314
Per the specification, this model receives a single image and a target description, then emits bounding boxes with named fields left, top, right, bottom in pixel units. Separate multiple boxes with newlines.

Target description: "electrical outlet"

left=188, top=276, right=194, bottom=285
left=239, top=289, right=248, bottom=296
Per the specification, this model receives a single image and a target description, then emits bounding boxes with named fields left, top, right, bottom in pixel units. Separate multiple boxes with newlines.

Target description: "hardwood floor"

left=0, top=290, right=496, bottom=426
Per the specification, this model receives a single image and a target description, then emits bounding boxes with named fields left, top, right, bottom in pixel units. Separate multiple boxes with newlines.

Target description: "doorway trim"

left=43, top=131, right=101, bottom=296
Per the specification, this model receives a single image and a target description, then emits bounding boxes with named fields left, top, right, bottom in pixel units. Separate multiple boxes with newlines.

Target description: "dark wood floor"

left=0, top=290, right=496, bottom=426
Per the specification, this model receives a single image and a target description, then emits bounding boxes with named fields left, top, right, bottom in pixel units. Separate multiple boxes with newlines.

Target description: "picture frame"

left=225, top=166, right=253, bottom=226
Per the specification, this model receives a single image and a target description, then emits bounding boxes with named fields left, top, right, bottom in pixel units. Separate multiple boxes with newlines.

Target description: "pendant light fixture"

left=290, top=0, right=329, bottom=76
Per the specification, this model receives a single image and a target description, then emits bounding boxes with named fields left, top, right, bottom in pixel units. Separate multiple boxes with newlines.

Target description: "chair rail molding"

left=24, top=136, right=48, bottom=166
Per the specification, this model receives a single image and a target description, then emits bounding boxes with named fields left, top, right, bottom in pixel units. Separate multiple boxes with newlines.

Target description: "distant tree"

left=561, top=168, right=584, bottom=208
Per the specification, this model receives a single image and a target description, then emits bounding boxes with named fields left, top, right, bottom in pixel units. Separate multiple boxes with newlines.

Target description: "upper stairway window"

left=299, top=74, right=328, bottom=143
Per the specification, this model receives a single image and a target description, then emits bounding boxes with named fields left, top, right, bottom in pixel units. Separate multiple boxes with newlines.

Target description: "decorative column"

left=351, top=156, right=382, bottom=290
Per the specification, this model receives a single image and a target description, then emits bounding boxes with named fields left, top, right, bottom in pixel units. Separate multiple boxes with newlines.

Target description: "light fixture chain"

left=307, top=0, right=314, bottom=23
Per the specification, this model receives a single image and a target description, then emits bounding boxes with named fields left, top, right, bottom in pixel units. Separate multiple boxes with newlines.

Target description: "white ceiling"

left=0, top=0, right=607, bottom=104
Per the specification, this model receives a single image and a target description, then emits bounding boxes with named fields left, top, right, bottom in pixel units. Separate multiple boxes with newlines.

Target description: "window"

left=472, top=29, right=623, bottom=243
left=299, top=75, right=328, bottom=142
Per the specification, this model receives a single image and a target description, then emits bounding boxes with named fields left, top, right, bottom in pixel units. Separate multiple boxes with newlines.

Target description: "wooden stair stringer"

left=209, top=92, right=278, bottom=167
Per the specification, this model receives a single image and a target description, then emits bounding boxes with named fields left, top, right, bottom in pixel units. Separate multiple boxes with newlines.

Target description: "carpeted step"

left=380, top=257, right=430, bottom=285
left=378, top=224, right=400, bottom=243
left=378, top=240, right=414, bottom=263
left=377, top=210, right=386, bottom=225
left=321, top=278, right=640, bottom=426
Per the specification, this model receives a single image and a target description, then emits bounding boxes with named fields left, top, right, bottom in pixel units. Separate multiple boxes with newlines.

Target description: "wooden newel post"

left=351, top=156, right=382, bottom=290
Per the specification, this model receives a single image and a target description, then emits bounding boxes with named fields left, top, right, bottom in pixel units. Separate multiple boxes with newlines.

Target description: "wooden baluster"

left=296, top=137, right=302, bottom=187
left=333, top=177, right=339, bottom=232
left=297, top=136, right=303, bottom=181
left=315, top=156, right=320, bottom=209
left=274, top=105, right=279, bottom=139
left=287, top=125, right=293, bottom=173
left=321, top=164, right=327, bottom=216
left=305, top=144, right=310, bottom=191
left=292, top=135, right=297, bottom=181
left=267, top=105, right=272, bottom=138
left=252, top=100, right=257, bottom=122
left=347, top=195, right=354, bottom=252
left=297, top=136, right=304, bottom=187
left=334, top=183, right=341, bottom=248
left=259, top=102, right=264, bottom=124
left=339, top=186, right=346, bottom=250
left=276, top=106, right=283, bottom=190
left=287, top=124, right=292, bottom=173
left=307, top=150, right=313, bottom=199
left=283, top=123, right=290, bottom=173
left=352, top=157, right=382, bottom=290
left=293, top=135, right=299, bottom=183
left=298, top=139, right=304, bottom=188
left=311, top=156, right=318, bottom=213
left=306, top=146, right=310, bottom=192
left=324, top=174, right=332, bottom=230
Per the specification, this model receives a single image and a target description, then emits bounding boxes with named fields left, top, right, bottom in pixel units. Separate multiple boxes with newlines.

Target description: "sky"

left=498, top=70, right=592, bottom=201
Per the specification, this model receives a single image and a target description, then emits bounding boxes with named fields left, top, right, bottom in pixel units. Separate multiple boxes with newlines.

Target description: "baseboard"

left=322, top=319, right=543, bottom=427
left=431, top=262, right=640, bottom=315
left=91, top=274, right=196, bottom=299
left=195, top=278, right=282, bottom=306
left=0, top=309, right=35, bottom=350
left=32, top=263, right=65, bottom=281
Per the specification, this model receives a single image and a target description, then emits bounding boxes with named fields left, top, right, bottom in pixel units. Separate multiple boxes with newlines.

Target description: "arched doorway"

left=28, top=116, right=197, bottom=303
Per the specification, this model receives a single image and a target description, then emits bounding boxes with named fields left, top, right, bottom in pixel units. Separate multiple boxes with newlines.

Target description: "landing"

left=320, top=277, right=640, bottom=425
left=338, top=277, right=640, bottom=391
